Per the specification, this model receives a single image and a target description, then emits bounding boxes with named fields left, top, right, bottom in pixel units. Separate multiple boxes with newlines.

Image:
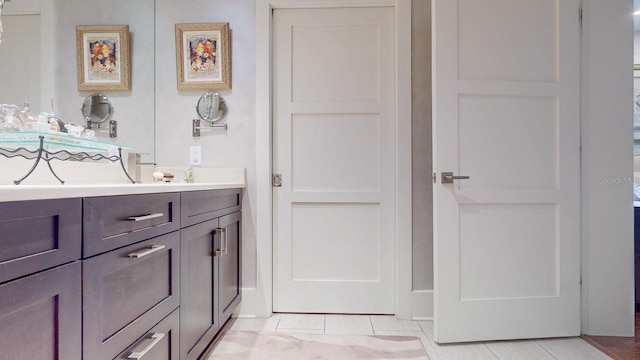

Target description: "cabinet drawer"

left=115, top=309, right=179, bottom=360
left=181, top=188, right=241, bottom=227
left=83, top=192, right=180, bottom=257
left=83, top=232, right=180, bottom=360
left=0, top=198, right=81, bottom=283
left=0, top=261, right=81, bottom=360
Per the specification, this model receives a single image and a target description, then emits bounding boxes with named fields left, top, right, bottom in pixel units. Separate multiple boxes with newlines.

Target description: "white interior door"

left=273, top=6, right=395, bottom=314
left=433, top=0, right=581, bottom=343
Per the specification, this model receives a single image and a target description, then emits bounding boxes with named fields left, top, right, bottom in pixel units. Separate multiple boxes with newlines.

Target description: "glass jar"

left=0, top=104, right=23, bottom=131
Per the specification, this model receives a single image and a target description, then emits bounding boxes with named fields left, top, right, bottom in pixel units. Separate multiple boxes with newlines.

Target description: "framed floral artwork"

left=175, top=23, right=231, bottom=90
left=76, top=25, right=131, bottom=91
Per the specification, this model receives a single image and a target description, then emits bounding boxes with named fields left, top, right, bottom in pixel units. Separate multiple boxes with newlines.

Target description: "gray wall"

left=412, top=0, right=433, bottom=291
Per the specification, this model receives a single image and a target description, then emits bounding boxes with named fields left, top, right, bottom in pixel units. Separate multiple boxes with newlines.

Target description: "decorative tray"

left=0, top=131, right=131, bottom=152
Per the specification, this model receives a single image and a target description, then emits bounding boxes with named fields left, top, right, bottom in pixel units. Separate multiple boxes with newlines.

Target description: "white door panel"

left=273, top=6, right=395, bottom=314
left=433, top=0, right=581, bottom=342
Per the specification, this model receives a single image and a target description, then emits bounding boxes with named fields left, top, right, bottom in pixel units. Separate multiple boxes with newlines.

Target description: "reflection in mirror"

left=82, top=94, right=113, bottom=126
left=0, top=0, right=156, bottom=164
left=196, top=92, right=227, bottom=123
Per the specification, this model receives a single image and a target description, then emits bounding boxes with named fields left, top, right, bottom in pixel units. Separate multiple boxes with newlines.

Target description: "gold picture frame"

left=76, top=25, right=131, bottom=91
left=175, top=22, right=231, bottom=90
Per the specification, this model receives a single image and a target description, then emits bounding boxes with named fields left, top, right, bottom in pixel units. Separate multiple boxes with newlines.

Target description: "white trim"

left=410, top=290, right=434, bottom=320
left=251, top=0, right=413, bottom=318
left=395, top=0, right=414, bottom=320
left=252, top=0, right=275, bottom=318
left=580, top=0, right=635, bottom=336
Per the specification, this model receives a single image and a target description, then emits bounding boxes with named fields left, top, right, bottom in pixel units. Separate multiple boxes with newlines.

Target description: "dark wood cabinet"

left=83, top=231, right=180, bottom=360
left=0, top=198, right=81, bottom=283
left=83, top=192, right=180, bottom=257
left=219, top=211, right=242, bottom=325
left=181, top=188, right=241, bottom=227
left=115, top=309, right=180, bottom=360
left=180, top=218, right=221, bottom=360
left=0, top=261, right=82, bottom=360
left=0, top=187, right=242, bottom=360
left=180, top=189, right=242, bottom=360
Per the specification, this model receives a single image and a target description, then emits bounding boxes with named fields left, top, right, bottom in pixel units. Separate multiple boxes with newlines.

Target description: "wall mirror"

left=0, top=0, right=156, bottom=163
left=197, top=92, right=227, bottom=123
left=82, top=94, right=113, bottom=125
left=193, top=92, right=228, bottom=137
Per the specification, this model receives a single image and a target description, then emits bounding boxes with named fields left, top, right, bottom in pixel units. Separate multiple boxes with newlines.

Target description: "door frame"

left=580, top=0, right=634, bottom=336
left=250, top=0, right=414, bottom=318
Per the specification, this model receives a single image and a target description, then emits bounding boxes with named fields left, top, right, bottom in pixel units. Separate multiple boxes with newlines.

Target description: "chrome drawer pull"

left=214, top=228, right=223, bottom=257
left=127, top=245, right=166, bottom=258
left=127, top=332, right=165, bottom=359
left=126, top=213, right=164, bottom=222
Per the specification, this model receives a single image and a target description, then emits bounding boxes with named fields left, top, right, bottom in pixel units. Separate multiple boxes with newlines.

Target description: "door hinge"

left=272, top=173, right=282, bottom=187
left=432, top=172, right=436, bottom=184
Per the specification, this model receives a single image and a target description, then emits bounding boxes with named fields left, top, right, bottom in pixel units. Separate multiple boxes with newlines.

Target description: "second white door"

left=273, top=6, right=396, bottom=314
left=432, top=0, right=582, bottom=343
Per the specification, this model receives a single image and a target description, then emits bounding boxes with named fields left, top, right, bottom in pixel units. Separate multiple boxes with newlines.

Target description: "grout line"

left=273, top=315, right=281, bottom=333
left=484, top=342, right=501, bottom=360
left=483, top=343, right=501, bottom=360
left=534, top=340, right=560, bottom=360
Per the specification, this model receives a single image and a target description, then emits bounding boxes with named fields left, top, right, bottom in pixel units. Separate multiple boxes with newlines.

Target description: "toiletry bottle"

left=18, top=102, right=36, bottom=130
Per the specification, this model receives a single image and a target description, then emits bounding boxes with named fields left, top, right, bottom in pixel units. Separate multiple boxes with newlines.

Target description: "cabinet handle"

left=222, top=227, right=228, bottom=255
left=214, top=228, right=223, bottom=257
left=127, top=332, right=165, bottom=359
left=126, top=213, right=164, bottom=222
left=127, top=244, right=166, bottom=258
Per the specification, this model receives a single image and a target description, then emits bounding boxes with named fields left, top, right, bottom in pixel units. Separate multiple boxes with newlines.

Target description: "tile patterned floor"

left=213, top=314, right=612, bottom=360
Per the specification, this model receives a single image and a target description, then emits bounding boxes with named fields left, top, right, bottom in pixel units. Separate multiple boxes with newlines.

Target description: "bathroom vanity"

left=0, top=183, right=243, bottom=360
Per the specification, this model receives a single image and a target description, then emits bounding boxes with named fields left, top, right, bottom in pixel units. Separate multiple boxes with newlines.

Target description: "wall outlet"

left=190, top=146, right=202, bottom=166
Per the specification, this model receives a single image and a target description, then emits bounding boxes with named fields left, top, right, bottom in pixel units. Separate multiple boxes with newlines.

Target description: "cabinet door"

left=219, top=211, right=242, bottom=324
left=180, top=219, right=220, bottom=360
left=0, top=261, right=81, bottom=360
left=83, top=232, right=180, bottom=360
left=115, top=309, right=180, bottom=360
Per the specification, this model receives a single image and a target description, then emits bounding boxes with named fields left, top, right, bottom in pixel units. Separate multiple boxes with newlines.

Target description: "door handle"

left=441, top=172, right=470, bottom=184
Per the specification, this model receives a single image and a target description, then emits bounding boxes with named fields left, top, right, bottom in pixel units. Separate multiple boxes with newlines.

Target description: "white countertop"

left=0, top=182, right=245, bottom=202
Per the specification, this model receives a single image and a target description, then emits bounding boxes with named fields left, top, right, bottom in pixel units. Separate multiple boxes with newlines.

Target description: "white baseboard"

left=410, top=290, right=434, bottom=319
left=236, top=287, right=272, bottom=318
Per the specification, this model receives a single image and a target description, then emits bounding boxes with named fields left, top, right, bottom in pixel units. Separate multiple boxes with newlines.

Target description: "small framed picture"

left=175, top=22, right=231, bottom=90
left=76, top=25, right=131, bottom=91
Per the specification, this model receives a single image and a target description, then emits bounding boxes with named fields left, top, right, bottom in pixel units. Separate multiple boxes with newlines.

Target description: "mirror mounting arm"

left=192, top=119, right=227, bottom=137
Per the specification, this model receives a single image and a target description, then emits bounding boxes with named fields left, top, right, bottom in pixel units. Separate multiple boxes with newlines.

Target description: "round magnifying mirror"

left=81, top=94, right=113, bottom=125
left=196, top=92, right=227, bottom=123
